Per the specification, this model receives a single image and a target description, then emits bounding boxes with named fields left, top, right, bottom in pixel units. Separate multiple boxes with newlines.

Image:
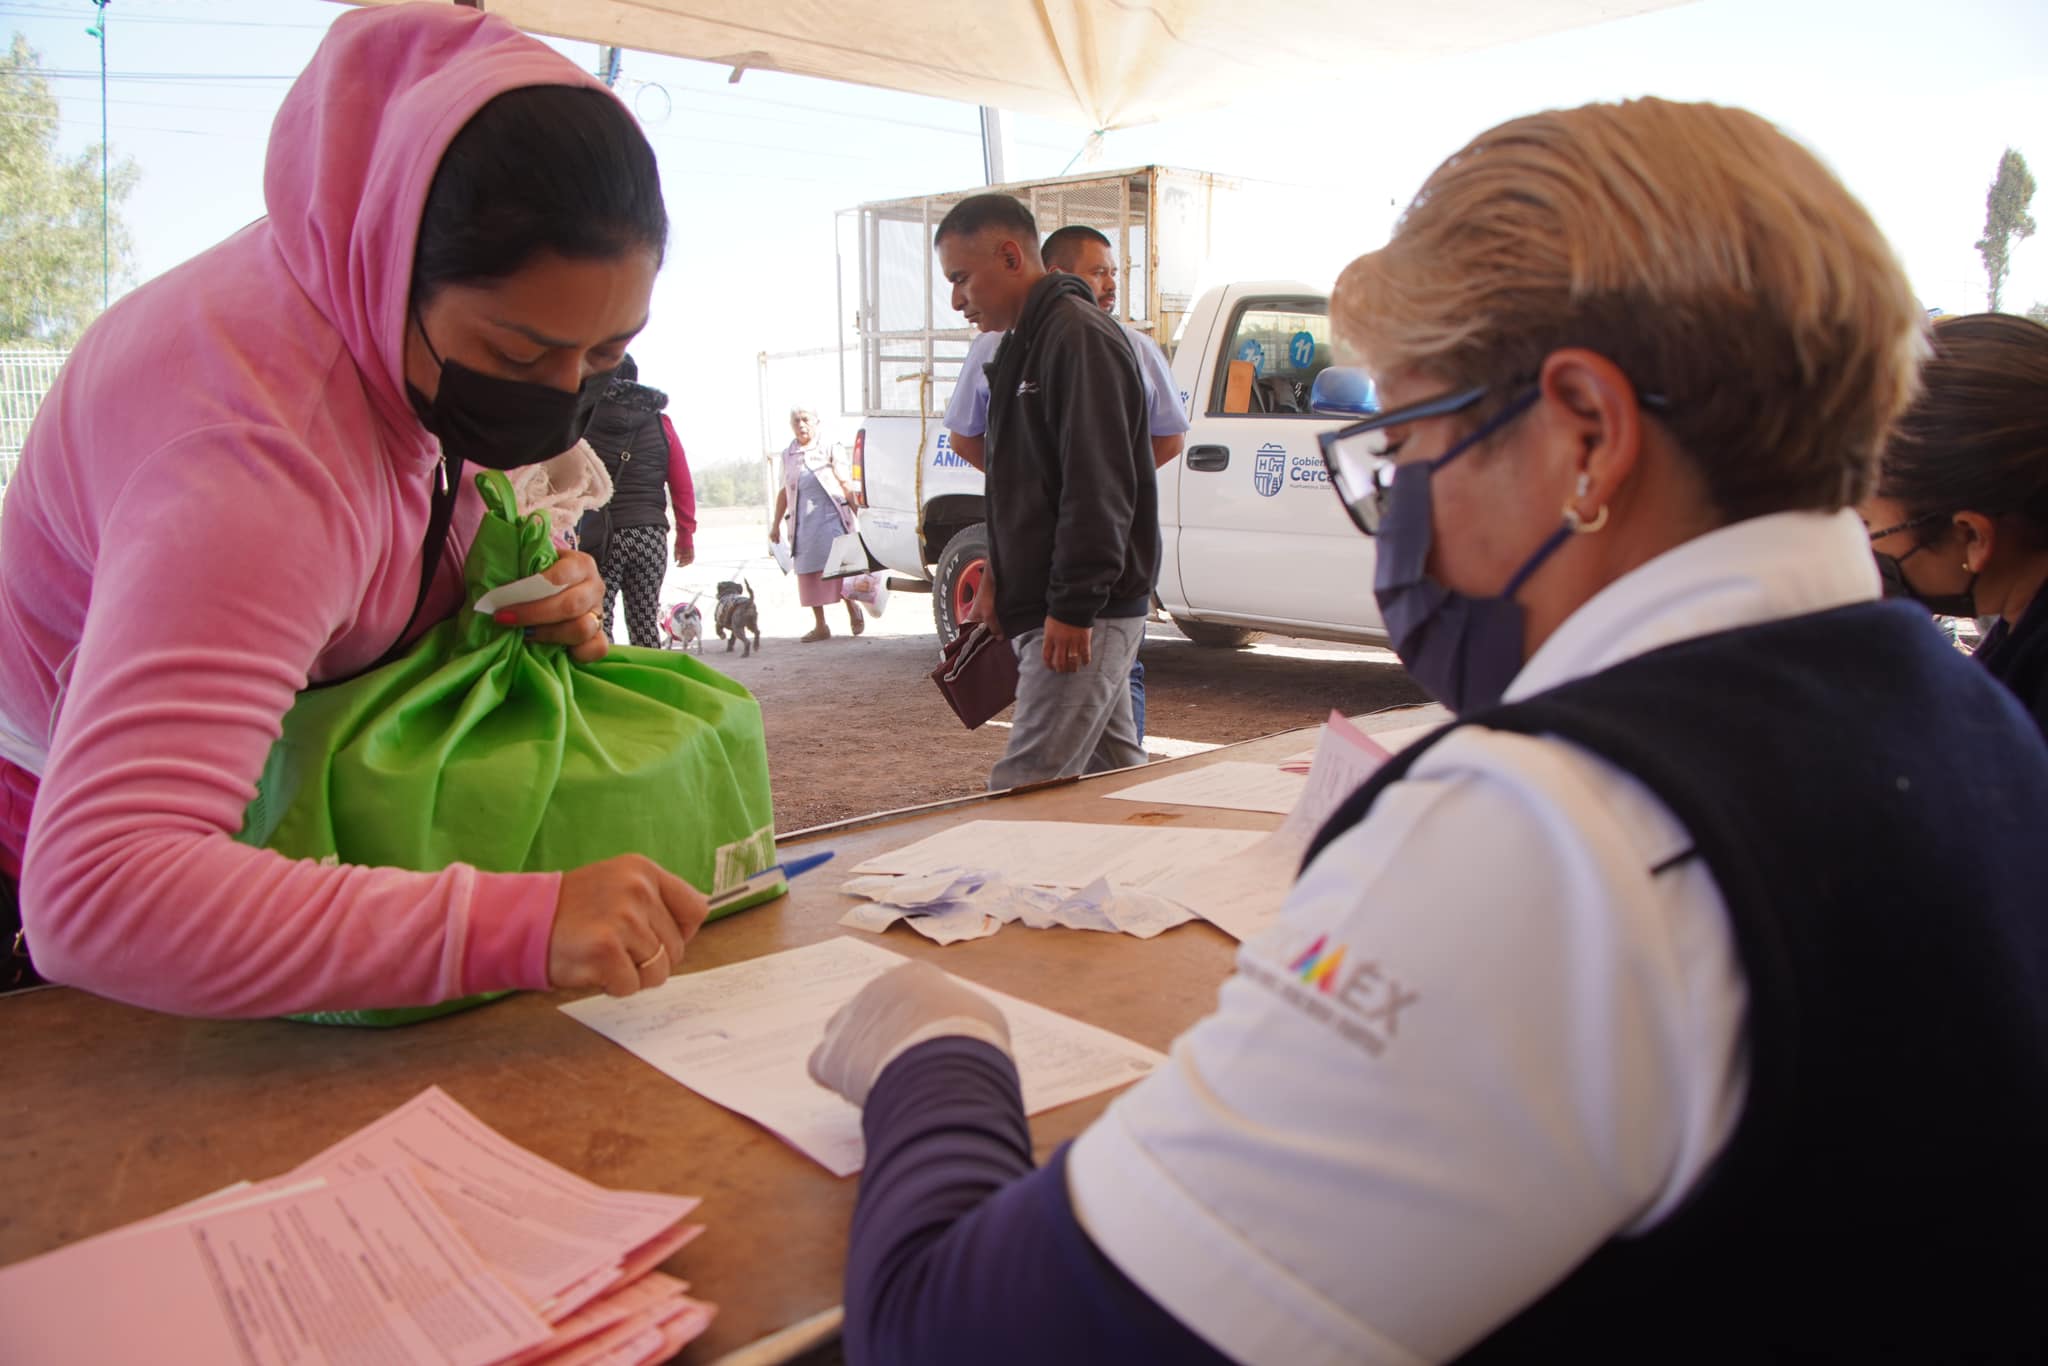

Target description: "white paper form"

left=0, top=1169, right=550, bottom=1366
left=1149, top=829, right=1308, bottom=942
left=1104, top=761, right=1308, bottom=815
left=291, top=1086, right=698, bottom=1320
left=1282, top=714, right=1445, bottom=769
left=1361, top=720, right=1443, bottom=756
left=1152, top=711, right=1403, bottom=942
left=838, top=872, right=1199, bottom=944
left=849, top=819, right=1265, bottom=890
left=563, top=937, right=1166, bottom=1177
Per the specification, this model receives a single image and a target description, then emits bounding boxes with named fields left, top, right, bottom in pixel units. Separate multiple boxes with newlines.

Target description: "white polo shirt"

left=944, top=323, right=1188, bottom=440
left=1066, top=509, right=1886, bottom=1365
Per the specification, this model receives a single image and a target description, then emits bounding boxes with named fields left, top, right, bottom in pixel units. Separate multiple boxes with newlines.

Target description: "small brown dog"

left=714, top=580, right=761, bottom=657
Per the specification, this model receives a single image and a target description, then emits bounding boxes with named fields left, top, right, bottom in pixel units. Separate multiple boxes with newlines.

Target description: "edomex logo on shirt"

left=1240, top=929, right=1420, bottom=1057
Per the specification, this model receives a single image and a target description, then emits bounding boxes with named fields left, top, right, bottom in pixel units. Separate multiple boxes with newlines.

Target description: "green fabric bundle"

left=239, top=470, right=775, bottom=1026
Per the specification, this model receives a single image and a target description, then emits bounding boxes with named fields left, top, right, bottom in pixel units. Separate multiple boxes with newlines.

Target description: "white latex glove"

left=807, top=961, right=1013, bottom=1107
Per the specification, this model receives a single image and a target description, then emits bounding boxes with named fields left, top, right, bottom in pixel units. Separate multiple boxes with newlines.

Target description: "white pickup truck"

left=852, top=278, right=1384, bottom=648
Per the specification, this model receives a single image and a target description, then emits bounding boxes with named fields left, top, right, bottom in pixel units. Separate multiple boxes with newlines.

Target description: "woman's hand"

left=549, top=854, right=709, bottom=997
left=492, top=549, right=609, bottom=663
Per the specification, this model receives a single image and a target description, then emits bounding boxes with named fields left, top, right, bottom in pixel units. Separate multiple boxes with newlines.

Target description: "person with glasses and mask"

left=802, top=99, right=2048, bottom=1365
left=0, top=6, right=709, bottom=1012
left=1862, top=312, right=2048, bottom=734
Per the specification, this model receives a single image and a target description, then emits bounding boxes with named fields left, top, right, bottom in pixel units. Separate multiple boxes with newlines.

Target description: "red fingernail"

left=494, top=610, right=516, bottom=625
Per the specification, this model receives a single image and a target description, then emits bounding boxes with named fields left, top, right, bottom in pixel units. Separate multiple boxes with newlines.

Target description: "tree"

left=2029, top=303, right=2048, bottom=326
left=692, top=459, right=770, bottom=509
left=1975, top=148, right=2036, bottom=313
left=0, top=33, right=139, bottom=345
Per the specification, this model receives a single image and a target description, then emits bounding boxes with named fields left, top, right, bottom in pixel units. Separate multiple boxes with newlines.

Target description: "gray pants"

left=990, top=617, right=1147, bottom=791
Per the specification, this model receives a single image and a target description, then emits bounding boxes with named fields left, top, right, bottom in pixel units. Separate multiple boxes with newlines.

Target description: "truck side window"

left=1211, top=300, right=1332, bottom=417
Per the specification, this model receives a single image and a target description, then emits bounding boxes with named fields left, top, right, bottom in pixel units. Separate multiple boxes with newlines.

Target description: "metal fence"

left=0, top=348, right=68, bottom=501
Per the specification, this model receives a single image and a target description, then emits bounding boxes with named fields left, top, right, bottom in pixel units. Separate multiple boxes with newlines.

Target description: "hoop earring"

left=1564, top=471, right=1607, bottom=534
left=1564, top=503, right=1610, bottom=534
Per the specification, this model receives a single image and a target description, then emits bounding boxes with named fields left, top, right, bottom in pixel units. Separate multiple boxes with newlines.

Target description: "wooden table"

left=0, top=705, right=1441, bottom=1362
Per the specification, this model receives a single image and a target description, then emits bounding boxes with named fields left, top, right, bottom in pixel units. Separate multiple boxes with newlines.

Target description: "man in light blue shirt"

left=945, top=224, right=1188, bottom=740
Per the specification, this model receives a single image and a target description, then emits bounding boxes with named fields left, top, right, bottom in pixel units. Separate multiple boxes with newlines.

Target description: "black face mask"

left=1874, top=542, right=1979, bottom=618
left=405, top=315, right=612, bottom=470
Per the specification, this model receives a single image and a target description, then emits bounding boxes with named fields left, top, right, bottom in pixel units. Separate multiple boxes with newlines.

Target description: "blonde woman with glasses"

left=801, top=99, right=2048, bottom=1365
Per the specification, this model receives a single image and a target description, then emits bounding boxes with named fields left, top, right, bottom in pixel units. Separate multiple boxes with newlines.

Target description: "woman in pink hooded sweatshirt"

left=0, top=4, right=707, bottom=1015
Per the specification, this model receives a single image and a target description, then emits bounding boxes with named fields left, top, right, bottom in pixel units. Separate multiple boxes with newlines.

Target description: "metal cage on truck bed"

left=841, top=165, right=1244, bottom=420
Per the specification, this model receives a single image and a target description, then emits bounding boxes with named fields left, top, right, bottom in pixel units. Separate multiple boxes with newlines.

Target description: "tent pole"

left=978, top=106, right=1006, bottom=186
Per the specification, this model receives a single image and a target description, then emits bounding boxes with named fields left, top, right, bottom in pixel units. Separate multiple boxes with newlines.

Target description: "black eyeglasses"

left=1315, top=380, right=1670, bottom=536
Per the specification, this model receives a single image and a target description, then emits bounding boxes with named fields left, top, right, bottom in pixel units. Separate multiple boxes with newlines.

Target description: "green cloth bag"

left=238, top=469, right=776, bottom=1026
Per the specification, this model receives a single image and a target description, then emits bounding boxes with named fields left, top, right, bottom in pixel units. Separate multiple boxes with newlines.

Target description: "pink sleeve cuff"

left=463, top=868, right=561, bottom=991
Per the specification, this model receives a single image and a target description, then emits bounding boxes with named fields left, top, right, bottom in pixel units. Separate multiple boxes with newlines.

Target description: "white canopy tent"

left=342, top=0, right=1689, bottom=131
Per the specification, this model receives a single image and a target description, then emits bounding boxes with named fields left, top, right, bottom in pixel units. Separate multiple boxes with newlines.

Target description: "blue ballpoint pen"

left=706, top=849, right=835, bottom=911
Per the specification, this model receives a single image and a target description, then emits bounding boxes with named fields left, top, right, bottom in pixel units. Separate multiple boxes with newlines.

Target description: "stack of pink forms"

left=0, top=1086, right=713, bottom=1365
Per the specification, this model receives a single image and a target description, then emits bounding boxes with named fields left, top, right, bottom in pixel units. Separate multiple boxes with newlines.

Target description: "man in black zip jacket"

left=937, top=195, right=1154, bottom=789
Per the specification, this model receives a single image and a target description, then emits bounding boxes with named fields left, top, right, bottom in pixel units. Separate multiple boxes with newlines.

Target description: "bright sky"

left=5, top=0, right=2046, bottom=467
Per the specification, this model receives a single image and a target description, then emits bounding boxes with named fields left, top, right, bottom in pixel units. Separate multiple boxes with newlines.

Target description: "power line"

left=4, top=67, right=298, bottom=82
left=0, top=107, right=226, bottom=137
left=44, top=91, right=280, bottom=114
left=0, top=4, right=329, bottom=28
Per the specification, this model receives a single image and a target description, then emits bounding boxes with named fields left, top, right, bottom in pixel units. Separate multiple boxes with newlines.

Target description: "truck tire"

left=933, top=523, right=991, bottom=645
left=1169, top=614, right=1263, bottom=650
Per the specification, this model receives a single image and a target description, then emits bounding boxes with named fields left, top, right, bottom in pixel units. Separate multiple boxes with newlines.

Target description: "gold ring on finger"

left=634, top=944, right=667, bottom=971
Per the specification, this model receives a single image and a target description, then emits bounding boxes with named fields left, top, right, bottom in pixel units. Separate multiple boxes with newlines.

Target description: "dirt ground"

left=646, top=509, right=1430, bottom=834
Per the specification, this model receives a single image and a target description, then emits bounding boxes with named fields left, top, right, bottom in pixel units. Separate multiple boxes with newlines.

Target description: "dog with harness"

left=714, top=580, right=761, bottom=657
left=659, top=597, right=704, bottom=653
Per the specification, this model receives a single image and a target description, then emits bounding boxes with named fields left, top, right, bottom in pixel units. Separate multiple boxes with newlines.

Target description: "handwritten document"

left=563, top=937, right=1165, bottom=1176
left=1104, top=761, right=1308, bottom=815
left=850, top=819, right=1265, bottom=890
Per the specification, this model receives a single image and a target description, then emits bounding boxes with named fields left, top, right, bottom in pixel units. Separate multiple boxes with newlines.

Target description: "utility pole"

left=86, top=0, right=110, bottom=307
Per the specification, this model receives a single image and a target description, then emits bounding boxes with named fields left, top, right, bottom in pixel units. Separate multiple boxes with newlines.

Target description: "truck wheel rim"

left=953, top=559, right=987, bottom=625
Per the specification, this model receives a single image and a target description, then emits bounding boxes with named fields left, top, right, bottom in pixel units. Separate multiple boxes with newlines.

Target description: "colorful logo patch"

left=1236, top=928, right=1423, bottom=1058
left=1289, top=933, right=1348, bottom=994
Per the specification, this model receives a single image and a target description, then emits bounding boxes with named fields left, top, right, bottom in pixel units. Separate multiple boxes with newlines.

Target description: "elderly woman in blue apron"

left=771, top=407, right=865, bottom=642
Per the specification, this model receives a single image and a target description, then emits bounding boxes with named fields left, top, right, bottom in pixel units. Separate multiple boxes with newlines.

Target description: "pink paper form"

left=0, top=1169, right=550, bottom=1366
left=290, top=1086, right=699, bottom=1320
